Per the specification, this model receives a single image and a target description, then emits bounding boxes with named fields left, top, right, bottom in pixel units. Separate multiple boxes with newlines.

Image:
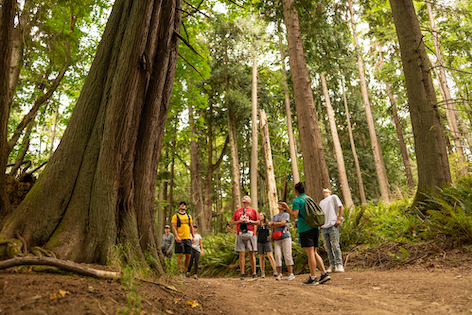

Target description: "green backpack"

left=298, top=195, right=325, bottom=228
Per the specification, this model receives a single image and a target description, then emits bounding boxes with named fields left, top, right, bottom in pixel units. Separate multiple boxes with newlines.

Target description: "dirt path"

left=1, top=266, right=471, bottom=314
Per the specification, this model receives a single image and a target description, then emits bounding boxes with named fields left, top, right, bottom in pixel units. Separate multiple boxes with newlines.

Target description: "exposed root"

left=0, top=256, right=121, bottom=280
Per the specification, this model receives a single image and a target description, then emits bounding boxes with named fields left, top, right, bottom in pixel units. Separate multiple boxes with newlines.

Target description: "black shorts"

left=299, top=228, right=319, bottom=248
left=175, top=239, right=192, bottom=254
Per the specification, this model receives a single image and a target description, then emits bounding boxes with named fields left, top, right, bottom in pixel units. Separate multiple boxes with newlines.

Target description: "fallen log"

left=0, top=256, right=120, bottom=280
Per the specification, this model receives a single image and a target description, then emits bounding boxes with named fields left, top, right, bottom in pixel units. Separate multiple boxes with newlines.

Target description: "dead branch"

left=173, top=30, right=203, bottom=58
left=177, top=52, right=204, bottom=79
left=0, top=257, right=120, bottom=280
left=138, top=278, right=184, bottom=296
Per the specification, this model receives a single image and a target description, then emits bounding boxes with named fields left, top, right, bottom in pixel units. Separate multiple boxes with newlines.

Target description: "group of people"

left=160, top=182, right=345, bottom=285
left=232, top=182, right=345, bottom=285
left=160, top=201, right=204, bottom=280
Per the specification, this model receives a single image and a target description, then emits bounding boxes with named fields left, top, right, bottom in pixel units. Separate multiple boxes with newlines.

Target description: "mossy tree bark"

left=0, top=0, right=182, bottom=270
left=389, top=0, right=451, bottom=203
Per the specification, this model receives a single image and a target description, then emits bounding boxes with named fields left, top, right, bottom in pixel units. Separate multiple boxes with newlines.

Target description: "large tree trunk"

left=342, top=81, right=367, bottom=204
left=278, top=32, right=299, bottom=184
left=389, top=0, right=451, bottom=203
left=188, top=104, right=204, bottom=232
left=0, top=0, right=16, bottom=216
left=250, top=54, right=258, bottom=209
left=348, top=0, right=390, bottom=203
left=260, top=110, right=278, bottom=217
left=426, top=0, right=468, bottom=177
left=282, top=0, right=330, bottom=202
left=320, top=74, right=353, bottom=208
left=0, top=0, right=182, bottom=271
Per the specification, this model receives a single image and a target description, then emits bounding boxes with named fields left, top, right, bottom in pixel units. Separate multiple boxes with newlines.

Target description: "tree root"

left=0, top=256, right=120, bottom=280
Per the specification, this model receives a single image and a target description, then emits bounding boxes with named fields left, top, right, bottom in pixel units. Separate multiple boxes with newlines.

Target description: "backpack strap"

left=297, top=195, right=309, bottom=219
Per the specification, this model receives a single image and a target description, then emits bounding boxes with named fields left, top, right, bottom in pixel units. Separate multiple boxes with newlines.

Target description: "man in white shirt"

left=320, top=188, right=345, bottom=273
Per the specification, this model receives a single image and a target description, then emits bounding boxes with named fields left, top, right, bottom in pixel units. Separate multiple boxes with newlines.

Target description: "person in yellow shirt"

left=171, top=201, right=194, bottom=274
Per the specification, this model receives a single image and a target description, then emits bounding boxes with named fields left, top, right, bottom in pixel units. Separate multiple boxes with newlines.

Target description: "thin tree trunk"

left=389, top=0, right=452, bottom=204
left=49, top=107, right=59, bottom=157
left=342, top=82, right=367, bottom=204
left=250, top=54, right=258, bottom=209
left=204, top=104, right=214, bottom=233
left=0, top=0, right=182, bottom=272
left=278, top=32, right=299, bottom=184
left=426, top=0, right=468, bottom=177
left=282, top=0, right=330, bottom=202
left=385, top=82, right=415, bottom=191
left=260, top=110, right=278, bottom=217
left=9, top=118, right=35, bottom=178
left=320, top=74, right=353, bottom=208
left=0, top=0, right=16, bottom=216
left=188, top=103, right=204, bottom=233
left=348, top=0, right=390, bottom=203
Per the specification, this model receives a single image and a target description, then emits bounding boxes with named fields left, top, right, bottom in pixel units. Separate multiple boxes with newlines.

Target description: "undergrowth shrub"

left=418, top=176, right=472, bottom=243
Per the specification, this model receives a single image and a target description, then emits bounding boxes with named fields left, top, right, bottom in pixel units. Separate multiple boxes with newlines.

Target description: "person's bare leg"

left=303, top=247, right=317, bottom=277
left=259, top=254, right=265, bottom=273
left=184, top=253, right=191, bottom=270
left=315, top=250, right=326, bottom=271
left=266, top=252, right=277, bottom=273
left=177, top=253, right=183, bottom=273
left=248, top=251, right=257, bottom=275
left=239, top=252, right=246, bottom=274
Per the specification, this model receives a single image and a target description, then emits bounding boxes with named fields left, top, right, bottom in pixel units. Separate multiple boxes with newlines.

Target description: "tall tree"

left=0, top=0, right=182, bottom=271
left=348, top=0, right=391, bottom=202
left=260, top=110, right=278, bottom=216
left=389, top=0, right=452, bottom=203
left=0, top=0, right=16, bottom=215
left=320, top=73, right=353, bottom=208
left=426, top=0, right=468, bottom=177
left=282, top=0, right=330, bottom=201
left=250, top=54, right=258, bottom=209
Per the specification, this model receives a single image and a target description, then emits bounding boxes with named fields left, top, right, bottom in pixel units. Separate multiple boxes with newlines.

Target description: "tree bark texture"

left=320, top=74, right=353, bottom=208
left=282, top=0, right=330, bottom=202
left=250, top=54, right=258, bottom=210
left=260, top=110, right=278, bottom=217
left=389, top=0, right=452, bottom=202
left=0, top=0, right=16, bottom=216
left=227, top=111, right=242, bottom=209
left=348, top=0, right=391, bottom=203
left=342, top=82, right=367, bottom=204
left=278, top=33, right=300, bottom=184
left=0, top=0, right=182, bottom=269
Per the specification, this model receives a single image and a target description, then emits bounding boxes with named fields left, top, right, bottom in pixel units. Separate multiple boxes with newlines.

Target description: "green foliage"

left=418, top=176, right=472, bottom=243
left=199, top=233, right=240, bottom=277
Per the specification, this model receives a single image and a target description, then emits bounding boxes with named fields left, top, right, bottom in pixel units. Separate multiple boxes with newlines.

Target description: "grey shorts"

left=235, top=234, right=257, bottom=252
left=257, top=242, right=273, bottom=255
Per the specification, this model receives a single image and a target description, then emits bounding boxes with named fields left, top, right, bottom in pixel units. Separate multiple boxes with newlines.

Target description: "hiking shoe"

left=286, top=274, right=295, bottom=281
left=252, top=273, right=258, bottom=279
left=303, top=276, right=319, bottom=285
left=273, top=272, right=279, bottom=277
left=335, top=265, right=345, bottom=273
left=240, top=273, right=246, bottom=280
left=319, top=273, right=331, bottom=284
left=326, top=265, right=334, bottom=273
left=261, top=272, right=265, bottom=279
left=194, top=276, right=199, bottom=280
left=185, top=273, right=190, bottom=278
left=276, top=273, right=283, bottom=281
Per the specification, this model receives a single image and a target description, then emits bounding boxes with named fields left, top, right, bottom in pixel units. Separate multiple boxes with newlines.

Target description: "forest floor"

left=1, top=245, right=472, bottom=315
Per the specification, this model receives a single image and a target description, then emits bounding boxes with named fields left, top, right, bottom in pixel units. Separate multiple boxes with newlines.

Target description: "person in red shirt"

left=232, top=195, right=260, bottom=280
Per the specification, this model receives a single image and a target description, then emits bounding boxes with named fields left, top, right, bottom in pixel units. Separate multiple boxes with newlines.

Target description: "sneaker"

left=273, top=272, right=279, bottom=277
left=252, top=273, right=258, bottom=279
left=185, top=272, right=190, bottom=278
left=261, top=272, right=265, bottom=279
left=326, top=265, right=334, bottom=273
left=240, top=273, right=246, bottom=280
left=335, top=265, right=345, bottom=273
left=194, top=276, right=199, bottom=280
left=276, top=274, right=283, bottom=281
left=319, top=272, right=331, bottom=284
left=286, top=274, right=295, bottom=281
left=303, top=276, right=319, bottom=285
